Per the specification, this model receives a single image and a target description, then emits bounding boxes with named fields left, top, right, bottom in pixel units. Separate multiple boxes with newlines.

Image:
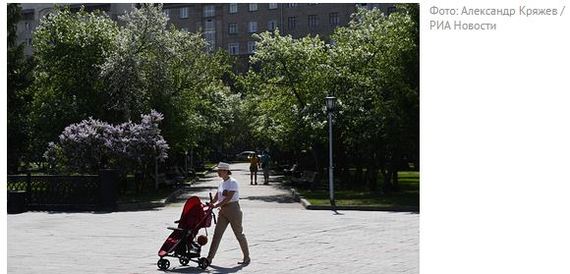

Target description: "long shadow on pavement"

left=242, top=194, right=296, bottom=203
left=39, top=207, right=164, bottom=214
left=166, top=264, right=245, bottom=273
left=185, top=186, right=218, bottom=191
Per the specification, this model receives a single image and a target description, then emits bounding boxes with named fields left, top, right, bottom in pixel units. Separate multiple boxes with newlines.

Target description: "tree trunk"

left=337, top=150, right=348, bottom=190
left=366, top=165, right=378, bottom=192
left=391, top=168, right=399, bottom=192
left=390, top=146, right=401, bottom=192
left=382, top=168, right=392, bottom=193
left=309, top=145, right=321, bottom=190
left=354, top=161, right=363, bottom=189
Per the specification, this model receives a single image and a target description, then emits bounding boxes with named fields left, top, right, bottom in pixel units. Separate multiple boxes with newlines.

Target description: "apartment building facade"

left=163, top=3, right=395, bottom=53
left=163, top=3, right=395, bottom=71
left=15, top=3, right=395, bottom=70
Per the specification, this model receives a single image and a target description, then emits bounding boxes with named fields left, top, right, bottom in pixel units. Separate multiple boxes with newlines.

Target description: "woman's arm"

left=214, top=191, right=236, bottom=208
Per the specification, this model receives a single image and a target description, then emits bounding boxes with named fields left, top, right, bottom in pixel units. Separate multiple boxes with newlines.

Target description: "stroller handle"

left=207, top=193, right=217, bottom=224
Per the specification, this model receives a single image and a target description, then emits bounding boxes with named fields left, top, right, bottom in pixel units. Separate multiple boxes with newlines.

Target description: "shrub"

left=45, top=110, right=169, bottom=174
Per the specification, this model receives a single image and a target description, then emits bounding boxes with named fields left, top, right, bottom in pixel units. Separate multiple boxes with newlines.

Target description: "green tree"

left=27, top=6, right=119, bottom=162
left=242, top=6, right=419, bottom=192
left=7, top=3, right=35, bottom=172
left=242, top=30, right=331, bottom=171
left=100, top=4, right=238, bottom=160
left=329, top=6, right=419, bottom=191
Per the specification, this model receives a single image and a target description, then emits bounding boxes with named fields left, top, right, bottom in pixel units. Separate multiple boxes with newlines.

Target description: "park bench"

left=283, top=164, right=302, bottom=177
left=165, top=166, right=187, bottom=186
left=290, top=170, right=318, bottom=188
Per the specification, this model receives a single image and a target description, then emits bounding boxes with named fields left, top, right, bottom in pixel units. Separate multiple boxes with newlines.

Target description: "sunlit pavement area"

left=8, top=163, right=418, bottom=274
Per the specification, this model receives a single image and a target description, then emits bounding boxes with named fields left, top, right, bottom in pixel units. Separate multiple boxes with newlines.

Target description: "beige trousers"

left=207, top=202, right=250, bottom=261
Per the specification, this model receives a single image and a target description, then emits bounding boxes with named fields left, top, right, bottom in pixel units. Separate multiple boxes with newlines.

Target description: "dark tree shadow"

left=163, top=263, right=245, bottom=273
left=242, top=194, right=296, bottom=203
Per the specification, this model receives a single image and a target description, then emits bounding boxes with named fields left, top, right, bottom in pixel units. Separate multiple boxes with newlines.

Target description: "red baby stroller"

left=157, top=195, right=215, bottom=270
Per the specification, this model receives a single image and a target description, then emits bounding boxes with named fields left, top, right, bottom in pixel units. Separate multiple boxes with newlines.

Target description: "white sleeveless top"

left=217, top=177, right=240, bottom=203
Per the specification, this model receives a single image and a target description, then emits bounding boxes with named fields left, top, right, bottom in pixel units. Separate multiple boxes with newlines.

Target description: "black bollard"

left=7, top=190, right=27, bottom=214
left=99, top=169, right=119, bottom=211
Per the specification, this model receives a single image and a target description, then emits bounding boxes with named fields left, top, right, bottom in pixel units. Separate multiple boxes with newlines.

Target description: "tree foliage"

left=8, top=3, right=35, bottom=173
left=330, top=6, right=419, bottom=190
left=27, top=6, right=119, bottom=162
left=242, top=6, right=419, bottom=191
left=100, top=4, right=237, bottom=158
left=20, top=4, right=238, bottom=172
left=242, top=30, right=331, bottom=168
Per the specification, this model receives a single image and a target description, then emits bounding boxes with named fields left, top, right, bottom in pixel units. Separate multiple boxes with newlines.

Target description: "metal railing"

left=7, top=172, right=112, bottom=211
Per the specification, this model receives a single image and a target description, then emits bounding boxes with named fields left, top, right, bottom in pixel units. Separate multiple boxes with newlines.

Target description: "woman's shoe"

left=237, top=258, right=251, bottom=265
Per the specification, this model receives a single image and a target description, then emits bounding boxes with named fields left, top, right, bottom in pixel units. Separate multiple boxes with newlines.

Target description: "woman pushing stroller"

left=204, top=162, right=251, bottom=266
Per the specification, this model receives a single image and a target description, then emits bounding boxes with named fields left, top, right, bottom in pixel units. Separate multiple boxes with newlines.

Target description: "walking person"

left=248, top=153, right=260, bottom=185
left=260, top=150, right=271, bottom=185
left=206, top=162, right=251, bottom=266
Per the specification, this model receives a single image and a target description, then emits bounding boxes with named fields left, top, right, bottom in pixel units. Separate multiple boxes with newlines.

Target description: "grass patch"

left=299, top=171, right=419, bottom=208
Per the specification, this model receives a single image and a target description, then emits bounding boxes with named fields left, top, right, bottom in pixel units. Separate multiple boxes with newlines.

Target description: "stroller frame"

left=157, top=196, right=216, bottom=270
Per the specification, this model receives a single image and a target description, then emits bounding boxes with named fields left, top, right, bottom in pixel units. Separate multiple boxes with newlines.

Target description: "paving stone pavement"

left=7, top=162, right=418, bottom=274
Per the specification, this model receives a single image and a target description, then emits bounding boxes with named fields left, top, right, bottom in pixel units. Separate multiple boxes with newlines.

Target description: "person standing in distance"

left=206, top=162, right=251, bottom=266
left=248, top=153, right=260, bottom=185
left=260, top=150, right=271, bottom=185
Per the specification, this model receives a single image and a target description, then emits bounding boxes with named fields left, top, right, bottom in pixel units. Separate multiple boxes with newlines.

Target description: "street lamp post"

left=325, top=96, right=337, bottom=209
left=184, top=150, right=188, bottom=177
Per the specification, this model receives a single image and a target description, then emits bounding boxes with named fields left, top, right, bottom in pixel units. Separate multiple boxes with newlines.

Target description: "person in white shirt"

left=205, top=162, right=250, bottom=266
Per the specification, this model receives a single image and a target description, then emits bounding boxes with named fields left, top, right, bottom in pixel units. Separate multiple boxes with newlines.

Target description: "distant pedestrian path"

left=177, top=162, right=299, bottom=209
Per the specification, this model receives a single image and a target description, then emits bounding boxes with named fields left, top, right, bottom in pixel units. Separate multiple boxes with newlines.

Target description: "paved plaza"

left=7, top=163, right=418, bottom=273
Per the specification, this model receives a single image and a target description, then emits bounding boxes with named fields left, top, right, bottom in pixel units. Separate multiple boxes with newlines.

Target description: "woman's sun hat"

left=216, top=162, right=232, bottom=175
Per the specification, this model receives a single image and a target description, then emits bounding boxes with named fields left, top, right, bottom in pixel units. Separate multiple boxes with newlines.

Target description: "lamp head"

left=325, top=96, right=336, bottom=112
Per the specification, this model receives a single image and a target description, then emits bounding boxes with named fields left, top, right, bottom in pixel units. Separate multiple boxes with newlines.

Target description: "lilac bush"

left=44, top=110, right=169, bottom=174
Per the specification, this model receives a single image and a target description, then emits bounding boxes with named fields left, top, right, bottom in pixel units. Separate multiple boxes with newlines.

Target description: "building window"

left=288, top=3, right=298, bottom=8
left=22, top=11, right=34, bottom=21
left=203, top=5, right=215, bottom=17
left=28, top=38, right=32, bottom=46
left=180, top=7, right=189, bottom=19
left=267, top=20, right=278, bottom=31
left=228, top=23, right=238, bottom=34
left=204, top=19, right=215, bottom=31
left=249, top=3, right=258, bottom=11
left=229, top=3, right=238, bottom=13
left=25, top=22, right=30, bottom=30
left=387, top=6, right=397, bottom=14
left=248, top=21, right=258, bottom=33
left=247, top=41, right=256, bottom=54
left=181, top=27, right=189, bottom=32
left=288, top=17, right=296, bottom=30
left=163, top=9, right=170, bottom=18
left=308, top=3, right=318, bottom=6
left=308, top=15, right=319, bottom=29
left=204, top=31, right=215, bottom=50
left=228, top=43, right=240, bottom=55
left=329, top=12, right=339, bottom=26
left=268, top=3, right=278, bottom=10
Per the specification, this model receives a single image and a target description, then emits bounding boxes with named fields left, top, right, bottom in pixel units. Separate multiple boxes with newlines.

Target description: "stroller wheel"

left=198, top=257, right=210, bottom=269
left=179, top=257, right=189, bottom=266
left=157, top=258, right=170, bottom=270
